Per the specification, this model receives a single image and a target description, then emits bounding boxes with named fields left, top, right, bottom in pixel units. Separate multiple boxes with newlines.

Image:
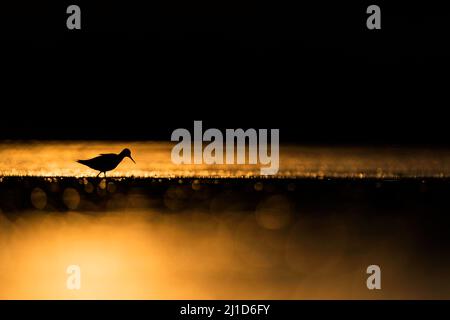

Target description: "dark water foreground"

left=1, top=176, right=450, bottom=299
left=2, top=176, right=450, bottom=214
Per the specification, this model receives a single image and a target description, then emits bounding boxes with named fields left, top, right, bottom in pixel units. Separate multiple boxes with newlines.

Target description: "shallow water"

left=0, top=141, right=449, bottom=178
left=1, top=142, right=450, bottom=299
left=1, top=177, right=450, bottom=299
left=0, top=207, right=446, bottom=300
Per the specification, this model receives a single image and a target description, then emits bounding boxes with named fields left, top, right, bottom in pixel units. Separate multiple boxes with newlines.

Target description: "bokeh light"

left=31, top=187, right=47, bottom=210
left=63, top=188, right=81, bottom=210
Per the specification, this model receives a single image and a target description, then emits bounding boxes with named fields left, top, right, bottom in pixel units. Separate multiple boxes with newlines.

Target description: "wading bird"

left=77, top=148, right=136, bottom=177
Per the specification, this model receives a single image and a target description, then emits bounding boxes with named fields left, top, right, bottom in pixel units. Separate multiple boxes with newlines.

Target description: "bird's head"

left=121, top=148, right=136, bottom=163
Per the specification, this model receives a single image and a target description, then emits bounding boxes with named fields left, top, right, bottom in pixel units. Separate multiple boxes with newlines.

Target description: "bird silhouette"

left=77, top=148, right=136, bottom=177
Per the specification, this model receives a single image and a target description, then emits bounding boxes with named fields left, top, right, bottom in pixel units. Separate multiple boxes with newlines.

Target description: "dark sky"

left=1, top=1, right=449, bottom=144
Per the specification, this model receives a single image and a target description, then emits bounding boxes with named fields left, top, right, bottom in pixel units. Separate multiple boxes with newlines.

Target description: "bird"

left=77, top=148, right=136, bottom=177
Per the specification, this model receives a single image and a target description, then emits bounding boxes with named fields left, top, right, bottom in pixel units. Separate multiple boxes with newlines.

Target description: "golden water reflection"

left=0, top=141, right=450, bottom=178
left=0, top=209, right=446, bottom=299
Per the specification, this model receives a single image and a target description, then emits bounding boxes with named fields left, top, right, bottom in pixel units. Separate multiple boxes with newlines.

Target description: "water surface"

left=0, top=141, right=449, bottom=178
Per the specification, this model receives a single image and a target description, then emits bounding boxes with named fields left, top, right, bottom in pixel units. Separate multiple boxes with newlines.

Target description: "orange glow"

left=0, top=141, right=449, bottom=178
left=0, top=209, right=446, bottom=299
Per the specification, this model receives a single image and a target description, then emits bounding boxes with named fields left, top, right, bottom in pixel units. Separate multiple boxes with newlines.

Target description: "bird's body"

left=77, top=148, right=135, bottom=177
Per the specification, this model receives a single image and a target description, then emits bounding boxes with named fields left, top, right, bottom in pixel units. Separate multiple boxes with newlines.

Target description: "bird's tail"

left=77, top=160, right=87, bottom=165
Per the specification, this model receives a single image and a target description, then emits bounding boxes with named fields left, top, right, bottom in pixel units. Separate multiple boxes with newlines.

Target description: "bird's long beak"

left=129, top=156, right=136, bottom=164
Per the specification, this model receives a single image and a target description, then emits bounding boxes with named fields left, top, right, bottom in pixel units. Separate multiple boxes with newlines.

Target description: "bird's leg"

left=96, top=171, right=101, bottom=178
left=103, top=172, right=107, bottom=178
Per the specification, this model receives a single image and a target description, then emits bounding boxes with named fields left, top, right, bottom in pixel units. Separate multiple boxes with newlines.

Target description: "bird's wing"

left=100, top=153, right=116, bottom=156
